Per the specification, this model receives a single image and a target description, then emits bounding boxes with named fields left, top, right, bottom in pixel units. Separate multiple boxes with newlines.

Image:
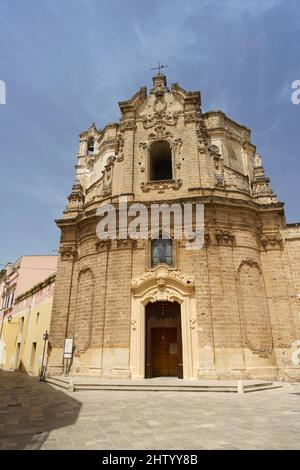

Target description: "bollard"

left=237, top=380, right=244, bottom=394
left=69, top=378, right=75, bottom=392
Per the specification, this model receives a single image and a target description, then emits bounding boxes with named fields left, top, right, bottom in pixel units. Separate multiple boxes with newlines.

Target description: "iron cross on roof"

left=151, top=62, right=168, bottom=75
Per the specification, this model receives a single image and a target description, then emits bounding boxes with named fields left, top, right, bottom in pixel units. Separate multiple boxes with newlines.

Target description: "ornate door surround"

left=130, top=265, right=198, bottom=379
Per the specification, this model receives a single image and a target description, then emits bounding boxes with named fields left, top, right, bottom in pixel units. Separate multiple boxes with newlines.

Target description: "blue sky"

left=0, top=0, right=299, bottom=264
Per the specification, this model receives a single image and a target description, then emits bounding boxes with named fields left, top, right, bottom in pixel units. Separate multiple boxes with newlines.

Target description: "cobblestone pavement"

left=0, top=371, right=300, bottom=450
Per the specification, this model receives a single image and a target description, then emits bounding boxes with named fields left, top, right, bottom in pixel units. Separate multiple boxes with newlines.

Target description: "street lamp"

left=39, top=330, right=49, bottom=382
left=7, top=314, right=12, bottom=324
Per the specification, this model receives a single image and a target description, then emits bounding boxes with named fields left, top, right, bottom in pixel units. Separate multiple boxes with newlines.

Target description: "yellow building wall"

left=0, top=297, right=53, bottom=375
left=0, top=319, right=19, bottom=369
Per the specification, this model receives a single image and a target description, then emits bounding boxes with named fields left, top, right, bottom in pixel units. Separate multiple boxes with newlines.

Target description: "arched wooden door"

left=145, top=301, right=183, bottom=378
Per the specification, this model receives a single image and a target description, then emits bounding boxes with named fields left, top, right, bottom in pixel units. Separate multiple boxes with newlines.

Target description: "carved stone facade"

left=48, top=74, right=300, bottom=381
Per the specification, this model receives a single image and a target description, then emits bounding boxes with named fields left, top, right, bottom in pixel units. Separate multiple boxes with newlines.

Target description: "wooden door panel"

left=146, top=302, right=183, bottom=379
left=151, top=327, right=179, bottom=377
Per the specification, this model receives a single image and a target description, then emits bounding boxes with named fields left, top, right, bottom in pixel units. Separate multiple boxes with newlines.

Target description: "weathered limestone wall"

left=47, top=74, right=300, bottom=380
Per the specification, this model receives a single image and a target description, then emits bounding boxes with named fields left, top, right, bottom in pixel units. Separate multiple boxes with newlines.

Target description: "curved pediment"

left=131, top=265, right=195, bottom=295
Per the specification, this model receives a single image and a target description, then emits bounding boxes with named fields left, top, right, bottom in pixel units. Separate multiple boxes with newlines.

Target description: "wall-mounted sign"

left=64, top=338, right=74, bottom=359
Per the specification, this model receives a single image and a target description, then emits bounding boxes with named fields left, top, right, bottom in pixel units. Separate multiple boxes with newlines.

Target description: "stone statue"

left=255, top=153, right=262, bottom=167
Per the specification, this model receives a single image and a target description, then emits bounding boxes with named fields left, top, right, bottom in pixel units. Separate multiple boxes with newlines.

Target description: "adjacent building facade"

left=48, top=74, right=300, bottom=381
left=0, top=256, right=57, bottom=373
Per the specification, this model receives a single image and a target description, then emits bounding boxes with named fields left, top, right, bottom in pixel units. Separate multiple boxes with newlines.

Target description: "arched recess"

left=149, top=140, right=173, bottom=180
left=74, top=267, right=95, bottom=355
left=130, top=265, right=198, bottom=379
left=236, top=259, right=273, bottom=355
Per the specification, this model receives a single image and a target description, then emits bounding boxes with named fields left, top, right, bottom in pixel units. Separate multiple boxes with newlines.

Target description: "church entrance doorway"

left=145, top=301, right=183, bottom=378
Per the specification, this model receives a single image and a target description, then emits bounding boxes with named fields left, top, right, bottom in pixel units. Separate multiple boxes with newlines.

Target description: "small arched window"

left=151, top=238, right=173, bottom=267
left=149, top=141, right=172, bottom=181
left=88, top=138, right=94, bottom=156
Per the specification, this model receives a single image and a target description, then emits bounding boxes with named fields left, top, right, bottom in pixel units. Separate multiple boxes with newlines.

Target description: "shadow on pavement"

left=0, top=371, right=82, bottom=450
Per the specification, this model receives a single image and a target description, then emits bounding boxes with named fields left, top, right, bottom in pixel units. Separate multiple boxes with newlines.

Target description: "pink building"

left=0, top=255, right=57, bottom=325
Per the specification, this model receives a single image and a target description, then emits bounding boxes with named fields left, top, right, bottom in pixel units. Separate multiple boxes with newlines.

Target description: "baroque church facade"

left=48, top=73, right=300, bottom=381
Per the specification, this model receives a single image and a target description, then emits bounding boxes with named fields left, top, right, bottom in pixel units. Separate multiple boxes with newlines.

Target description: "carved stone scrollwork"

left=207, top=144, right=220, bottom=156
left=141, top=179, right=182, bottom=194
left=59, top=245, right=77, bottom=261
left=143, top=111, right=178, bottom=130
left=153, top=95, right=167, bottom=115
left=131, top=265, right=195, bottom=290
left=196, top=118, right=210, bottom=154
left=215, top=229, right=235, bottom=245
left=260, top=232, right=283, bottom=250
left=95, top=239, right=111, bottom=252
left=252, top=181, right=273, bottom=196
left=148, top=121, right=173, bottom=140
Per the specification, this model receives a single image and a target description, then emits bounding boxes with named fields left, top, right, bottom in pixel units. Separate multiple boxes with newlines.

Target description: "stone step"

left=46, top=376, right=281, bottom=393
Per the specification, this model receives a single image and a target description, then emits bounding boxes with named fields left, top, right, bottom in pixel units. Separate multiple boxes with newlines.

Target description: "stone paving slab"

left=0, top=371, right=300, bottom=450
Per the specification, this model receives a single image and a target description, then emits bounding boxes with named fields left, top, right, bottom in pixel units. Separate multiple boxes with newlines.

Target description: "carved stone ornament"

left=252, top=181, right=273, bottom=196
left=131, top=265, right=195, bottom=290
left=95, top=239, right=111, bottom=252
left=59, top=245, right=77, bottom=261
left=215, top=229, right=235, bottom=245
left=101, top=156, right=115, bottom=197
left=65, top=180, right=85, bottom=213
left=116, top=239, right=137, bottom=249
left=260, top=232, right=283, bottom=250
left=252, top=164, right=275, bottom=199
left=142, top=111, right=178, bottom=130
left=148, top=121, right=173, bottom=140
left=209, top=145, right=226, bottom=188
left=214, top=170, right=226, bottom=188
left=196, top=118, right=210, bottom=154
left=141, top=179, right=182, bottom=194
left=204, top=229, right=211, bottom=245
left=116, top=133, right=125, bottom=162
left=254, top=153, right=262, bottom=167
left=150, top=74, right=169, bottom=97
left=207, top=144, right=220, bottom=156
